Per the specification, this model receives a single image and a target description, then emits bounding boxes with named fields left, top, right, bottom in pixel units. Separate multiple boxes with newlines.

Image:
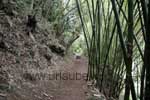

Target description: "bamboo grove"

left=76, top=0, right=150, bottom=100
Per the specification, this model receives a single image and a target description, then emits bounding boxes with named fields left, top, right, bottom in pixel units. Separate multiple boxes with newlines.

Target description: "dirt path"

left=7, top=57, right=88, bottom=100
left=53, top=57, right=88, bottom=100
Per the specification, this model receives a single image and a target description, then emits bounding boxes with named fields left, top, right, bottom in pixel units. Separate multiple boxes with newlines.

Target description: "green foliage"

left=76, top=0, right=146, bottom=99
left=69, top=35, right=86, bottom=55
left=13, top=0, right=82, bottom=47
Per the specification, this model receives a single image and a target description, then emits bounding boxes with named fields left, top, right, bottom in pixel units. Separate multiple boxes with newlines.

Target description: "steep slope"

left=0, top=10, right=65, bottom=99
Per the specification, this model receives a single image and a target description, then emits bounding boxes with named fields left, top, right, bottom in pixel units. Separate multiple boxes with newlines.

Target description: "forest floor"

left=5, top=56, right=89, bottom=100
left=51, top=56, right=88, bottom=100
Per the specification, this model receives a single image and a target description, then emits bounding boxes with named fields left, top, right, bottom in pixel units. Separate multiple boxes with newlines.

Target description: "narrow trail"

left=7, top=57, right=88, bottom=100
left=53, top=57, right=88, bottom=100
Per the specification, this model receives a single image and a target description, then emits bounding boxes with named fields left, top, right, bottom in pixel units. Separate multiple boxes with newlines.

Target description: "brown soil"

left=6, top=56, right=88, bottom=100
left=53, top=57, right=88, bottom=100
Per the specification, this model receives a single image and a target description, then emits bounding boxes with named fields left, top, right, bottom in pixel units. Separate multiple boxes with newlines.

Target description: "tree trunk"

left=144, top=1, right=150, bottom=100
left=124, top=0, right=137, bottom=100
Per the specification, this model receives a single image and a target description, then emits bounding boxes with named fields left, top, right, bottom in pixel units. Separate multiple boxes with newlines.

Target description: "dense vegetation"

left=0, top=0, right=150, bottom=100
left=0, top=0, right=82, bottom=52
left=76, top=0, right=150, bottom=100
